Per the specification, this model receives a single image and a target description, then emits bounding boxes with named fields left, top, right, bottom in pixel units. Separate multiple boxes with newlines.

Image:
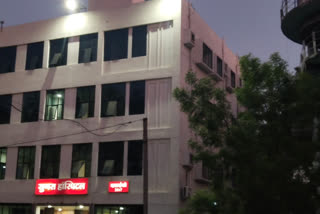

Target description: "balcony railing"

left=300, top=31, right=320, bottom=69
left=281, top=0, right=311, bottom=18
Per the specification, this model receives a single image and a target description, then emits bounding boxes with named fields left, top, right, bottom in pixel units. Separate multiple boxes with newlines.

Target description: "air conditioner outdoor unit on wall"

left=184, top=29, right=195, bottom=49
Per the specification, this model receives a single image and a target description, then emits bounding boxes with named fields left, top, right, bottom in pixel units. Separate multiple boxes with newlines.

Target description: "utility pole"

left=143, top=118, right=148, bottom=214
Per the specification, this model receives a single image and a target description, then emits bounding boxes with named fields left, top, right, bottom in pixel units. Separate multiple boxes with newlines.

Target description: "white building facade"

left=0, top=0, right=240, bottom=213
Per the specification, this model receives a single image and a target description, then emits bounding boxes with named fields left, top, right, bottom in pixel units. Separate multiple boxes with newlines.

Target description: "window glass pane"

left=0, top=204, right=32, bottom=214
left=98, top=142, right=124, bottom=176
left=0, top=46, right=16, bottom=73
left=45, top=90, right=64, bottom=121
left=217, top=57, right=223, bottom=77
left=40, top=145, right=60, bottom=178
left=16, top=146, right=35, bottom=179
left=231, top=71, right=236, bottom=88
left=49, top=38, right=68, bottom=67
left=79, top=33, right=98, bottom=63
left=21, top=91, right=40, bottom=123
left=104, top=28, right=128, bottom=61
left=128, top=140, right=143, bottom=176
left=76, top=86, right=95, bottom=119
left=129, top=81, right=145, bottom=115
left=0, top=94, right=12, bottom=124
left=26, top=42, right=44, bottom=70
left=0, top=148, right=7, bottom=179
left=95, top=206, right=143, bottom=214
left=203, top=43, right=212, bottom=68
left=132, top=25, right=147, bottom=57
left=101, top=83, right=125, bottom=117
left=71, top=143, right=92, bottom=178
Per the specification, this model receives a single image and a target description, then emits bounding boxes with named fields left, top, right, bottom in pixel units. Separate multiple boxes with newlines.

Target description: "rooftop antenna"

left=0, top=21, right=4, bottom=32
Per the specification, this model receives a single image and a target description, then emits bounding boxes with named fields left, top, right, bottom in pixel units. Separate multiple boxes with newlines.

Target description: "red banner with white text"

left=35, top=178, right=88, bottom=195
left=108, top=181, right=129, bottom=193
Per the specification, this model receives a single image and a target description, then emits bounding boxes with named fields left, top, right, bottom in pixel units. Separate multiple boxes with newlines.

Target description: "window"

left=0, top=148, right=7, bottom=179
left=127, top=140, right=143, bottom=176
left=98, top=142, right=124, bottom=176
left=40, top=145, right=60, bottom=178
left=217, top=57, right=223, bottom=77
left=95, top=206, right=143, bottom=214
left=203, top=43, right=213, bottom=68
left=0, top=204, right=32, bottom=214
left=49, top=38, right=68, bottom=67
left=239, top=78, right=243, bottom=87
left=132, top=25, right=147, bottom=57
left=76, top=86, right=95, bottom=119
left=0, top=94, right=12, bottom=124
left=16, top=146, right=35, bottom=179
left=0, top=46, right=16, bottom=73
left=26, top=42, right=44, bottom=70
left=104, top=28, right=128, bottom=61
left=45, top=89, right=64, bottom=121
left=101, top=83, right=125, bottom=117
left=129, top=81, right=145, bottom=115
left=231, top=71, right=236, bottom=88
left=79, top=33, right=98, bottom=63
left=71, top=143, right=92, bottom=178
left=21, top=91, right=40, bottom=123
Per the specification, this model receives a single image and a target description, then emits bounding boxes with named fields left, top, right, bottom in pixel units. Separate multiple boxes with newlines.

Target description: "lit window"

left=76, top=86, right=95, bottom=119
left=127, top=140, right=143, bottom=176
left=0, top=148, right=7, bottom=180
left=231, top=71, right=236, bottom=88
left=49, top=38, right=68, bottom=67
left=40, top=145, right=60, bottom=178
left=104, top=28, right=128, bottom=61
left=21, top=91, right=40, bottom=123
left=16, top=146, right=35, bottom=179
left=101, top=83, right=125, bottom=117
left=203, top=43, right=212, bottom=69
left=0, top=46, right=16, bottom=73
left=26, top=42, right=44, bottom=70
left=129, top=81, right=145, bottom=115
left=0, top=94, right=12, bottom=124
left=79, top=33, right=98, bottom=63
left=217, top=57, right=223, bottom=77
left=71, top=143, right=92, bottom=178
left=45, top=90, right=64, bottom=121
left=98, top=142, right=124, bottom=176
left=132, top=25, right=147, bottom=57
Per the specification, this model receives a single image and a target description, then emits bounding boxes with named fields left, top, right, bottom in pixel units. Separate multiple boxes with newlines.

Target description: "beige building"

left=0, top=0, right=240, bottom=213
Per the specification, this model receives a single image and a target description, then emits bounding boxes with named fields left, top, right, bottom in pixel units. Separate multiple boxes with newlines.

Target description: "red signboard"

left=35, top=178, right=88, bottom=195
left=108, top=181, right=129, bottom=193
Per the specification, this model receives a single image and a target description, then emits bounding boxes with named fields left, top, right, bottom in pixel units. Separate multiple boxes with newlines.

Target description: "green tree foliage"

left=174, top=53, right=320, bottom=214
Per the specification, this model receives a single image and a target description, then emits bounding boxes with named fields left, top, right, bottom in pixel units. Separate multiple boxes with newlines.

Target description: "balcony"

left=281, top=0, right=320, bottom=44
left=300, top=31, right=320, bottom=70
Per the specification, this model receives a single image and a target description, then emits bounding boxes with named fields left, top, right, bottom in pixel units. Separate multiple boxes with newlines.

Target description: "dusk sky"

left=0, top=0, right=301, bottom=71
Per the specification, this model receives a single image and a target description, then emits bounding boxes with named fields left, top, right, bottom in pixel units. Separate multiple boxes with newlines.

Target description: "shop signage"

left=35, top=178, right=88, bottom=195
left=108, top=181, right=129, bottom=193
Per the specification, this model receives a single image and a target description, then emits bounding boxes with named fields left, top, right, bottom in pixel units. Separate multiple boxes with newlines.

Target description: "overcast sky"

left=0, top=0, right=301, bottom=71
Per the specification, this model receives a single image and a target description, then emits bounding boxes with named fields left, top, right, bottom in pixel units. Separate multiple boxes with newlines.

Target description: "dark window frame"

left=104, top=28, right=129, bottom=61
left=0, top=46, right=17, bottom=74
left=21, top=91, right=40, bottom=123
left=79, top=33, right=98, bottom=63
left=71, top=143, right=92, bottom=178
left=217, top=57, right=223, bottom=77
left=129, top=81, right=145, bottom=115
left=127, top=140, right=143, bottom=176
left=26, top=41, right=44, bottom=70
left=231, top=71, right=236, bottom=88
left=203, top=43, right=213, bottom=69
left=40, top=145, right=61, bottom=178
left=49, top=38, right=68, bottom=67
left=101, top=83, right=126, bottom=117
left=45, top=89, right=65, bottom=121
left=0, top=147, right=7, bottom=179
left=132, top=25, right=147, bottom=58
left=16, top=146, right=36, bottom=179
left=98, top=141, right=124, bottom=176
left=75, top=86, right=95, bottom=119
left=0, top=94, right=12, bottom=124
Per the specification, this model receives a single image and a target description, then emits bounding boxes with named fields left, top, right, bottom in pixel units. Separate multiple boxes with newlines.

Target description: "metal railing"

left=300, top=30, right=320, bottom=69
left=281, top=0, right=312, bottom=18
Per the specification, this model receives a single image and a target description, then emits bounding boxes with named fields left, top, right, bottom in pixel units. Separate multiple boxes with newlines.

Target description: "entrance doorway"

left=36, top=205, right=90, bottom=214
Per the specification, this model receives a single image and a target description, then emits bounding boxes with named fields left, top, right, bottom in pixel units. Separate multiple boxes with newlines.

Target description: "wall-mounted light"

left=79, top=205, right=84, bottom=209
left=66, top=0, right=78, bottom=11
left=47, top=205, right=52, bottom=208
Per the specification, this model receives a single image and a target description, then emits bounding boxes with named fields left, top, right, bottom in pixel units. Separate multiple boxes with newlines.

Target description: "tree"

left=174, top=53, right=320, bottom=214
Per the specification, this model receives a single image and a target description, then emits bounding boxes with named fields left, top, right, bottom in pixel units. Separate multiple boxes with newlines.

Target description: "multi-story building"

left=281, top=0, right=320, bottom=73
left=0, top=0, right=240, bottom=213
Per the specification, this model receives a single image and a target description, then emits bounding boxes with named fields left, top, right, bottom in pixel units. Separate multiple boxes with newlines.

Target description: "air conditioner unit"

left=181, top=186, right=192, bottom=200
left=183, top=29, right=195, bottom=49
